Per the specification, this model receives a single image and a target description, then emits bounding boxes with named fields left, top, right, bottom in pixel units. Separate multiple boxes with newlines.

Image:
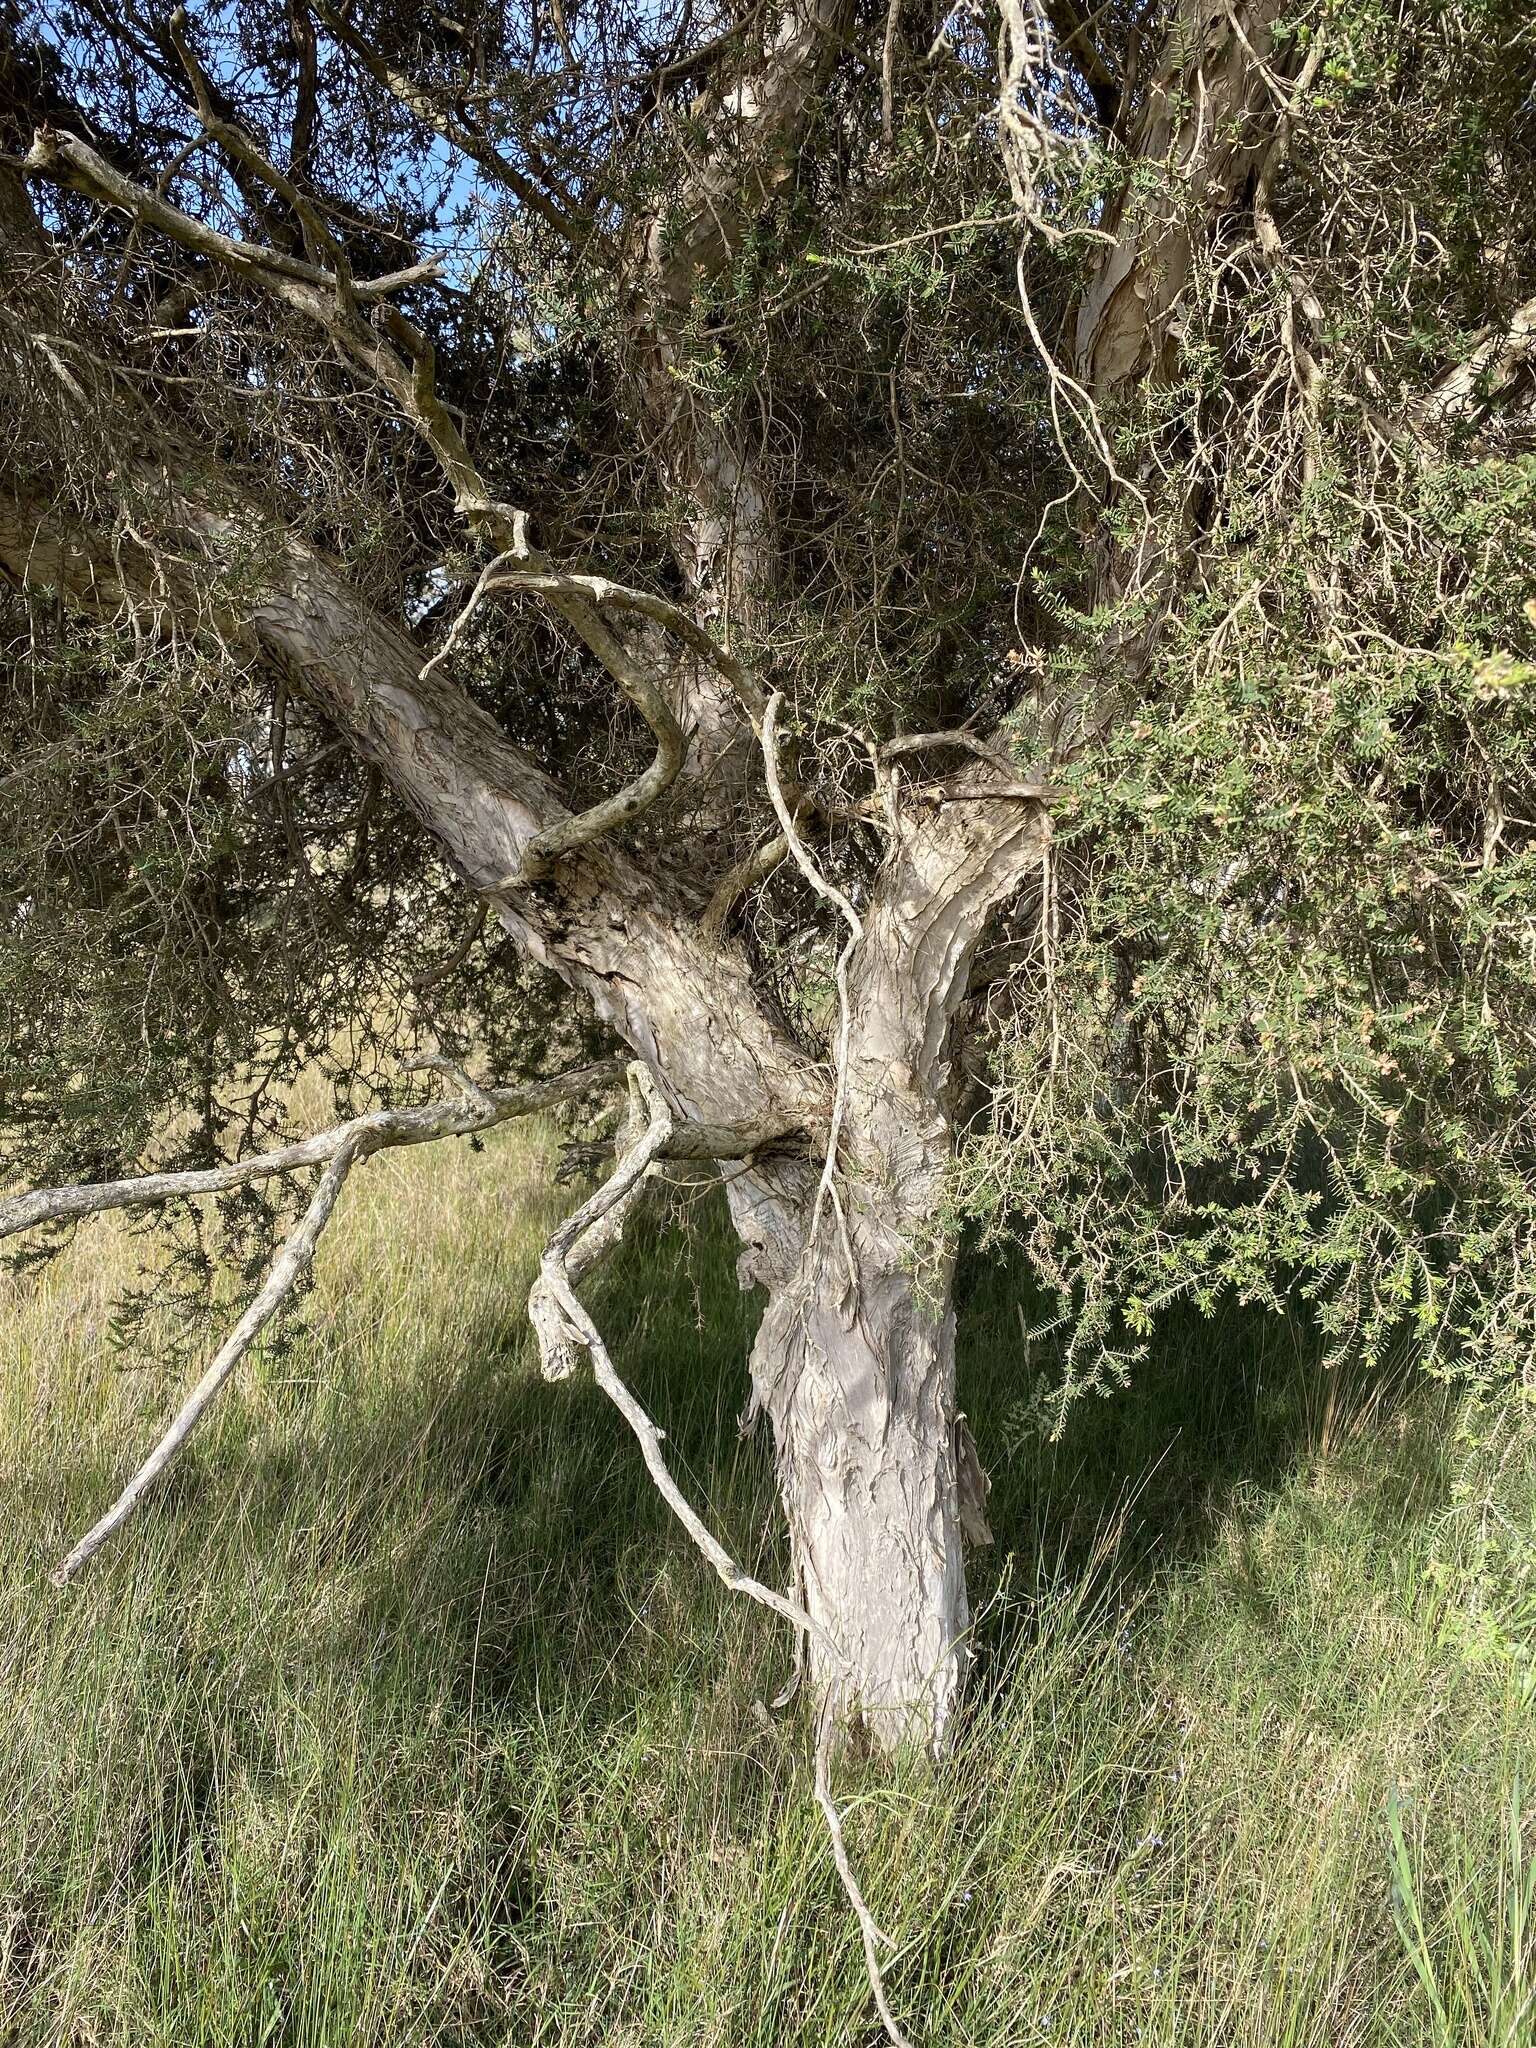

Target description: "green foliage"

left=958, top=450, right=1536, bottom=1409
left=950, top=0, right=1536, bottom=1412
left=0, top=571, right=577, bottom=1353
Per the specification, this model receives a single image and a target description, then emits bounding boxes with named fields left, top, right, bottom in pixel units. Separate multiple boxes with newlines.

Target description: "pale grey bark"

left=52, top=1139, right=362, bottom=1585
left=731, top=797, right=1045, bottom=1748
left=1072, top=0, right=1293, bottom=397
left=0, top=465, right=823, bottom=1153
left=1421, top=293, right=1536, bottom=422
left=41, top=1061, right=618, bottom=1582
left=0, top=1063, right=623, bottom=1243
left=749, top=1185, right=971, bottom=1749
left=532, top=1066, right=912, bottom=2041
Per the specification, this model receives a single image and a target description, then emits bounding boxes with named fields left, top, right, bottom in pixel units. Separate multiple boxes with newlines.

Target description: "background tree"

left=1, top=0, right=1534, bottom=1773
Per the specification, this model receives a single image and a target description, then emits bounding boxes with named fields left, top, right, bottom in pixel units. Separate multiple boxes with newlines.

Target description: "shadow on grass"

left=58, top=1183, right=1441, bottom=1748
left=14, top=1178, right=1481, bottom=2047
left=955, top=1242, right=1433, bottom=1623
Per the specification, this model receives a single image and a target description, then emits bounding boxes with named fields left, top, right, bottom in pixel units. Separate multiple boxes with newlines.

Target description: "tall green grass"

left=4, top=1117, right=1536, bottom=2045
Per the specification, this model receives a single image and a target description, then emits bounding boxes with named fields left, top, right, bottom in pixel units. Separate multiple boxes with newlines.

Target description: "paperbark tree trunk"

left=0, top=388, right=1030, bottom=1758
left=724, top=801, right=1035, bottom=1749
left=737, top=1159, right=974, bottom=1749
left=0, top=0, right=1341, bottom=1773
left=2, top=159, right=1043, bottom=1756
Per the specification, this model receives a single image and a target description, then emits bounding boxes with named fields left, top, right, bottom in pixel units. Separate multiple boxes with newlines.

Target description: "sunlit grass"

left=4, top=1117, right=1536, bottom=2044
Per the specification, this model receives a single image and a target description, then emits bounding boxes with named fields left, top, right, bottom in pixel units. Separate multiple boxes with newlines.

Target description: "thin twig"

left=535, top=1063, right=911, bottom=2043
left=412, top=902, right=488, bottom=998
left=762, top=693, right=862, bottom=1243
left=310, top=0, right=595, bottom=249
left=815, top=1697, right=914, bottom=2048
left=879, top=727, right=1024, bottom=779
left=533, top=1064, right=843, bottom=1660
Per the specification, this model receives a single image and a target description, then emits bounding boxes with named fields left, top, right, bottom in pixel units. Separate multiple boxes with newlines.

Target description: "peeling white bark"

left=1074, top=0, right=1291, bottom=397
left=752, top=1188, right=971, bottom=1749
left=730, top=799, right=1046, bottom=1748
left=0, top=473, right=822, bottom=1151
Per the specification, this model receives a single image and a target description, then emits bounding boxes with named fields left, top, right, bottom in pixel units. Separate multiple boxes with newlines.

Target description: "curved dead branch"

left=0, top=1062, right=623, bottom=1243
left=25, top=1058, right=617, bottom=1582
left=701, top=826, right=795, bottom=939
left=530, top=1062, right=842, bottom=1657
left=502, top=590, right=689, bottom=880
left=532, top=1061, right=913, bottom=2045
left=19, top=127, right=707, bottom=877
left=879, top=729, right=1026, bottom=778
left=880, top=729, right=1060, bottom=808
left=424, top=552, right=774, bottom=883
left=51, top=1137, right=362, bottom=1585
left=491, top=567, right=766, bottom=727
left=763, top=695, right=862, bottom=1246
left=5, top=1051, right=823, bottom=1587
left=483, top=564, right=765, bottom=875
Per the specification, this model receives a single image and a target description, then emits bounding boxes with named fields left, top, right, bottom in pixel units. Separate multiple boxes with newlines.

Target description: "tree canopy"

left=3, top=0, right=1536, bottom=1768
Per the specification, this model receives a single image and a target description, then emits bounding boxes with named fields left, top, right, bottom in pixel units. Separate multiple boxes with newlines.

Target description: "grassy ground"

left=4, top=1115, right=1536, bottom=2046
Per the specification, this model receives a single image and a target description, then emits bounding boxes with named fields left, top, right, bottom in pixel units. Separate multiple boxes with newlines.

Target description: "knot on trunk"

left=528, top=1273, right=584, bottom=1381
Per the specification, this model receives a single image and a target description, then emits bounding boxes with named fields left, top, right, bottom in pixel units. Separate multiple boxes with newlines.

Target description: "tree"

left=1, top=0, right=1534, bottom=1771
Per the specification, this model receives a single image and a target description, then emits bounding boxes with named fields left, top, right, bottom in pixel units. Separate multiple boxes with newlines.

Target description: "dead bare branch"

left=531, top=1062, right=841, bottom=1653
left=815, top=1702, right=913, bottom=2048
left=21, top=128, right=434, bottom=301
left=763, top=692, right=861, bottom=1249
left=1, top=1062, right=623, bottom=1244
left=488, top=566, right=767, bottom=727
left=51, top=1135, right=362, bottom=1585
